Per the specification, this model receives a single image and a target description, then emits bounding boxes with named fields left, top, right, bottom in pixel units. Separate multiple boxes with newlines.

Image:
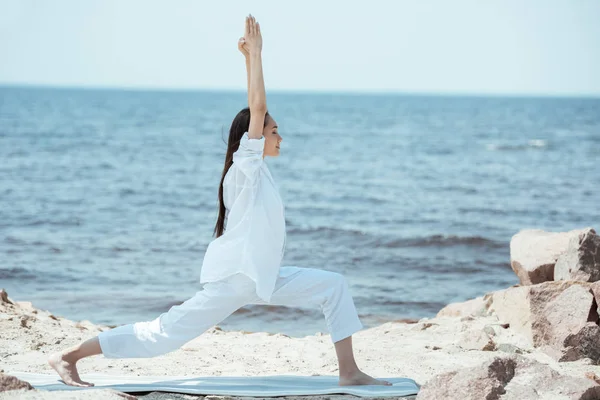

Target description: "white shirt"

left=199, top=132, right=287, bottom=302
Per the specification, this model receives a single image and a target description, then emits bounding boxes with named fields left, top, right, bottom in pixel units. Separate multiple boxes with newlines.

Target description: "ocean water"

left=1, top=86, right=599, bottom=338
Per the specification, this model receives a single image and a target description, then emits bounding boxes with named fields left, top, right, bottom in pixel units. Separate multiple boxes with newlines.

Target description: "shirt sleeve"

left=232, top=132, right=264, bottom=183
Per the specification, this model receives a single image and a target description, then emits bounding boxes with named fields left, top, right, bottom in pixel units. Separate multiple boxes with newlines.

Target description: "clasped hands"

left=238, top=14, right=262, bottom=59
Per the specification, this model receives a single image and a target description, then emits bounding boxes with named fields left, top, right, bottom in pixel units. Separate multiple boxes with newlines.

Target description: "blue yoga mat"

left=6, top=371, right=420, bottom=398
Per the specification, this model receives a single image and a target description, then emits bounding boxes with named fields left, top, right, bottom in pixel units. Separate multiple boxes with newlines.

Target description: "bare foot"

left=48, top=351, right=95, bottom=387
left=339, top=369, right=393, bottom=386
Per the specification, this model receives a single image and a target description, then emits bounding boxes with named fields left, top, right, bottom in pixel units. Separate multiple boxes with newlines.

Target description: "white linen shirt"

left=199, top=132, right=287, bottom=302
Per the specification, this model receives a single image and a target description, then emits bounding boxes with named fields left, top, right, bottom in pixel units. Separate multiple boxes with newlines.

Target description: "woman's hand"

left=244, top=14, right=262, bottom=55
left=238, top=37, right=249, bottom=59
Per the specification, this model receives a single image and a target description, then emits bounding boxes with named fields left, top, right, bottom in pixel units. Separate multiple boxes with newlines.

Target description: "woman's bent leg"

left=98, top=273, right=255, bottom=358
left=255, top=266, right=391, bottom=386
left=259, top=266, right=364, bottom=344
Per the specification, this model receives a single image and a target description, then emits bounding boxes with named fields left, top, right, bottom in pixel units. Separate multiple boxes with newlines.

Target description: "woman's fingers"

left=245, top=13, right=260, bottom=39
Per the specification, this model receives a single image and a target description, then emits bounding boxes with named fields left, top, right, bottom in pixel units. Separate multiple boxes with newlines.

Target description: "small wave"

left=287, top=226, right=368, bottom=239
left=528, top=139, right=547, bottom=148
left=233, top=304, right=321, bottom=321
left=486, top=139, right=548, bottom=151
left=119, top=188, right=136, bottom=197
left=474, top=259, right=511, bottom=270
left=365, top=297, right=447, bottom=313
left=375, top=234, right=504, bottom=249
left=458, top=207, right=508, bottom=216
left=0, top=267, right=36, bottom=280
left=378, top=299, right=446, bottom=308
left=23, top=218, right=83, bottom=227
left=98, top=162, right=116, bottom=170
left=4, top=235, right=27, bottom=245
left=358, top=312, right=418, bottom=323
left=439, top=185, right=478, bottom=195
left=111, top=246, right=135, bottom=252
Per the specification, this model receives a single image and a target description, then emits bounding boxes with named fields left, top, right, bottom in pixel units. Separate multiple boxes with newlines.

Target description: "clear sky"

left=0, top=0, right=599, bottom=96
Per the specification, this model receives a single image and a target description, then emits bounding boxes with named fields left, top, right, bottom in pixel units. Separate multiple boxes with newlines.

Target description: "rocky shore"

left=2, top=227, right=600, bottom=399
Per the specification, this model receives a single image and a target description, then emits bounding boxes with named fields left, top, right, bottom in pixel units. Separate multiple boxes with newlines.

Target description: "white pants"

left=97, top=266, right=364, bottom=358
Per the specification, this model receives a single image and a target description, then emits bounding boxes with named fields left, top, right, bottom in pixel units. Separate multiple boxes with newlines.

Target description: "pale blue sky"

left=1, top=0, right=599, bottom=95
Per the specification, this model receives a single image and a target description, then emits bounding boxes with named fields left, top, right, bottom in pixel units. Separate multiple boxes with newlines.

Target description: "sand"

left=1, top=291, right=599, bottom=399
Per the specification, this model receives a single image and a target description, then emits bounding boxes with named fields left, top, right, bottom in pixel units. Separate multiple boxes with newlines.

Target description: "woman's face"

left=262, top=115, right=282, bottom=158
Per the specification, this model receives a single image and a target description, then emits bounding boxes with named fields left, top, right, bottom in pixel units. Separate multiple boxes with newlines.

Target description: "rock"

left=420, top=322, right=438, bottom=330
left=560, top=322, right=600, bottom=363
left=20, top=315, right=36, bottom=329
left=483, top=324, right=498, bottom=336
left=510, top=228, right=588, bottom=285
left=417, top=355, right=600, bottom=400
left=0, top=289, right=14, bottom=305
left=501, top=384, right=541, bottom=399
left=458, top=329, right=496, bottom=351
left=392, top=317, right=419, bottom=324
left=15, top=301, right=35, bottom=311
left=410, top=321, right=438, bottom=332
left=486, top=280, right=600, bottom=363
left=436, top=296, right=489, bottom=318
left=497, top=343, right=525, bottom=354
left=503, top=356, right=600, bottom=399
left=555, top=228, right=600, bottom=282
left=542, top=284, right=594, bottom=348
left=585, top=371, right=600, bottom=384
left=0, top=373, right=34, bottom=392
left=485, top=285, right=535, bottom=346
left=486, top=281, right=591, bottom=346
left=416, top=356, right=516, bottom=400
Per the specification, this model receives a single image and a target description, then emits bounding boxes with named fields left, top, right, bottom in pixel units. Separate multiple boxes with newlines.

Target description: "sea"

left=1, top=86, right=599, bottom=338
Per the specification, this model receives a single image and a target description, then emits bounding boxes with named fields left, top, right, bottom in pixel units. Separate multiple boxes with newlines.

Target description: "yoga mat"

left=6, top=371, right=420, bottom=398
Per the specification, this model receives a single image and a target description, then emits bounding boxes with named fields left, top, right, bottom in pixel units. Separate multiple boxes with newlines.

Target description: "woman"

left=49, top=15, right=392, bottom=388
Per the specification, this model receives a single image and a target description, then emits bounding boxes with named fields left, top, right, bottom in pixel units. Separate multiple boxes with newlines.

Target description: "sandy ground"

left=2, top=292, right=599, bottom=399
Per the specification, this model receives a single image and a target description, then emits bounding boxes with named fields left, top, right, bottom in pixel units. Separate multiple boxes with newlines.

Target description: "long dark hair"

left=213, top=107, right=270, bottom=238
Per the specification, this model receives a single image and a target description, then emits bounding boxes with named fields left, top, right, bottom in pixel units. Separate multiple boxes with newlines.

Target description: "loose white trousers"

left=98, top=266, right=364, bottom=358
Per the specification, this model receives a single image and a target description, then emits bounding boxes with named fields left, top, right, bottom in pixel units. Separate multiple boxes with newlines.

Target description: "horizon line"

left=1, top=82, right=599, bottom=99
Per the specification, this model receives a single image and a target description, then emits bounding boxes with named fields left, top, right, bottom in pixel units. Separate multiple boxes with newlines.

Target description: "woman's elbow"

left=249, top=102, right=267, bottom=114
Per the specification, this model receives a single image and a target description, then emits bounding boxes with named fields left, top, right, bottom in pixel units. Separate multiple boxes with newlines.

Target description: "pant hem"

left=330, top=320, right=364, bottom=343
left=97, top=330, right=117, bottom=359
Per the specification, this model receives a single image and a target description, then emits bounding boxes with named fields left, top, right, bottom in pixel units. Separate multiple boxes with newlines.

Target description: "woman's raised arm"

left=243, top=14, right=267, bottom=139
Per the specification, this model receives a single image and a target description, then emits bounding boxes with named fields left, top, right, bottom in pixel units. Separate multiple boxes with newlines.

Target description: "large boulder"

left=416, top=356, right=516, bottom=400
left=416, top=355, right=600, bottom=400
left=541, top=284, right=596, bottom=347
left=485, top=280, right=600, bottom=363
left=510, top=228, right=590, bottom=285
left=555, top=228, right=600, bottom=282
left=502, top=356, right=600, bottom=400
